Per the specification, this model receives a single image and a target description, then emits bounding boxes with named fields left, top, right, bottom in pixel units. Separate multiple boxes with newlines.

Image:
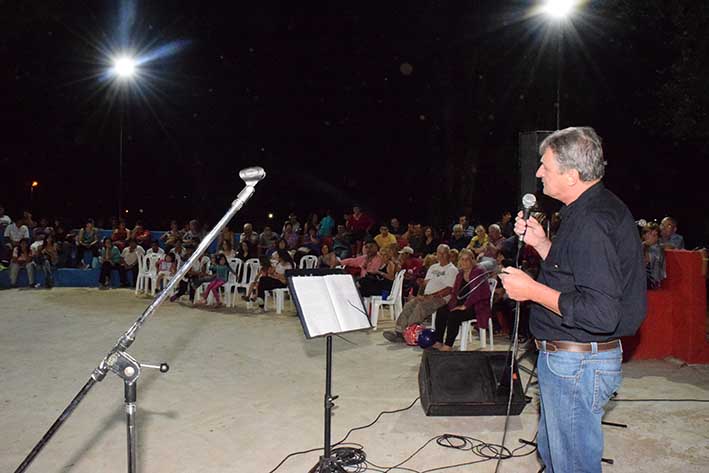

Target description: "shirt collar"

left=559, top=181, right=604, bottom=220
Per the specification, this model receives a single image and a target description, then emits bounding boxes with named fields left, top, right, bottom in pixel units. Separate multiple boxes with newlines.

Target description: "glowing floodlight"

left=113, top=56, right=136, bottom=78
left=543, top=0, right=576, bottom=19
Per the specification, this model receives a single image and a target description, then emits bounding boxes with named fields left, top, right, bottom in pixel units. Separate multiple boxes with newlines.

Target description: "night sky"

left=2, top=1, right=707, bottom=246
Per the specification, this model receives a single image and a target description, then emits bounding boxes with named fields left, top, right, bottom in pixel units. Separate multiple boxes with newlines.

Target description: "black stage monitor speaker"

left=419, top=351, right=527, bottom=416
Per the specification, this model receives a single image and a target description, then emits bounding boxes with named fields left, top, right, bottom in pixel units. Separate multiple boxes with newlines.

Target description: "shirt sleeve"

left=557, top=217, right=624, bottom=334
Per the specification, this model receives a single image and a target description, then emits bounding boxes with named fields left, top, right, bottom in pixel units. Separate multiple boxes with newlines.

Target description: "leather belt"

left=535, top=339, right=621, bottom=353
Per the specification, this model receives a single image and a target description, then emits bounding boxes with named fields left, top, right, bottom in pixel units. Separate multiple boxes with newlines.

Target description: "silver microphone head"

left=522, top=193, right=537, bottom=210
left=239, top=167, right=266, bottom=186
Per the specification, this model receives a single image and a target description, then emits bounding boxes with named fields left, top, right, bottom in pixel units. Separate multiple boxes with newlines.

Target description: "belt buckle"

left=544, top=341, right=558, bottom=353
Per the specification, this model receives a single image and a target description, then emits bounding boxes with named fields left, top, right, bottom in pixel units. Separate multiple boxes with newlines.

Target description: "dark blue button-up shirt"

left=531, top=182, right=647, bottom=342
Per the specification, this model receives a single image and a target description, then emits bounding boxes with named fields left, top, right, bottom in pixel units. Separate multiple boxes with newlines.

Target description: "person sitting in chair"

left=383, top=244, right=458, bottom=343
left=432, top=249, right=492, bottom=351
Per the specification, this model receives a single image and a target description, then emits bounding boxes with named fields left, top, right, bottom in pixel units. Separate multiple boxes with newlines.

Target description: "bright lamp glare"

left=543, top=0, right=576, bottom=19
left=113, top=56, right=136, bottom=78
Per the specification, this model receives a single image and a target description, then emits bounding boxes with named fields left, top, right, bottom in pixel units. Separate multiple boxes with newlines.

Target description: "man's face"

left=380, top=226, right=389, bottom=235
left=453, top=228, right=463, bottom=238
left=264, top=226, right=272, bottom=235
left=390, top=218, right=399, bottom=229
left=129, top=241, right=137, bottom=250
left=536, top=149, right=567, bottom=201
left=436, top=248, right=449, bottom=263
left=459, top=216, right=468, bottom=227
left=414, top=224, right=423, bottom=235
left=353, top=206, right=360, bottom=214
left=489, top=227, right=501, bottom=239
left=660, top=220, right=675, bottom=238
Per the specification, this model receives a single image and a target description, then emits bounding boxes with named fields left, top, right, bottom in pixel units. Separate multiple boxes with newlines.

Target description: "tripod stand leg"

left=14, top=377, right=98, bottom=473
left=125, top=381, right=137, bottom=473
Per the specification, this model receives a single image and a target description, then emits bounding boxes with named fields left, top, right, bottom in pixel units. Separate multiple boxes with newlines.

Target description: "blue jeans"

left=537, top=341, right=623, bottom=473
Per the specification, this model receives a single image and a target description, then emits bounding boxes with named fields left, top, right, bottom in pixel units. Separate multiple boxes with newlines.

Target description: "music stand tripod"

left=286, top=269, right=371, bottom=473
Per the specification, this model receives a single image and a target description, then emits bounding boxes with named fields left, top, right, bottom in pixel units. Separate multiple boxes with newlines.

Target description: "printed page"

left=290, top=276, right=340, bottom=337
left=323, top=274, right=371, bottom=332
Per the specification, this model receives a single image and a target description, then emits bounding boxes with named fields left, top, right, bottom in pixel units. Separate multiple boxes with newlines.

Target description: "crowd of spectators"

left=0, top=204, right=690, bottom=340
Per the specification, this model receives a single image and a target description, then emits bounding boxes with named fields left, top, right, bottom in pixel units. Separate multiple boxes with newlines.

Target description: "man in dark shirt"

left=500, top=127, right=646, bottom=473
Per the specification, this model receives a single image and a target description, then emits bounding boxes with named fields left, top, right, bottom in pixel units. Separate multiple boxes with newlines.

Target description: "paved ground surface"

left=1, top=288, right=708, bottom=473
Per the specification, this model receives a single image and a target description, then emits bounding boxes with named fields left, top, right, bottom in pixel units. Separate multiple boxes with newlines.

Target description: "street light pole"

left=556, top=28, right=562, bottom=130
left=119, top=104, right=124, bottom=219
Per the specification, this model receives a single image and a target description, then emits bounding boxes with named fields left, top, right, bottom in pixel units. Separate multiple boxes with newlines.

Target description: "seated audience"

left=468, top=225, right=489, bottom=257
left=161, top=220, right=183, bottom=250
left=389, top=217, right=403, bottom=237
left=183, top=219, right=205, bottom=245
left=155, top=253, right=178, bottom=293
left=112, top=220, right=129, bottom=250
left=421, top=226, right=439, bottom=256
left=30, top=234, right=58, bottom=288
left=217, top=225, right=235, bottom=250
left=318, top=210, right=336, bottom=238
left=347, top=206, right=374, bottom=255
left=483, top=224, right=505, bottom=259
left=121, top=239, right=145, bottom=287
left=170, top=239, right=185, bottom=263
left=497, top=211, right=514, bottom=238
left=282, top=222, right=300, bottom=250
left=398, top=246, right=423, bottom=296
left=198, top=253, right=236, bottom=306
left=432, top=249, right=492, bottom=351
left=301, top=227, right=321, bottom=255
left=237, top=240, right=258, bottom=261
left=98, top=237, right=125, bottom=289
left=251, top=249, right=294, bottom=310
left=258, top=225, right=279, bottom=255
left=643, top=222, right=666, bottom=289
left=448, top=224, right=470, bottom=251
left=660, top=216, right=685, bottom=249
left=304, top=213, right=320, bottom=236
left=10, top=238, right=35, bottom=288
left=457, top=215, right=475, bottom=239
left=283, top=213, right=302, bottom=234
left=374, top=225, right=397, bottom=250
left=332, top=225, right=352, bottom=259
left=77, top=219, right=99, bottom=268
left=4, top=215, right=30, bottom=250
left=170, top=246, right=214, bottom=304
left=131, top=221, right=152, bottom=249
left=358, top=245, right=399, bottom=297
left=340, top=241, right=382, bottom=278
left=383, top=244, right=458, bottom=343
left=218, top=239, right=236, bottom=259
left=146, top=240, right=165, bottom=257
left=318, top=243, right=340, bottom=268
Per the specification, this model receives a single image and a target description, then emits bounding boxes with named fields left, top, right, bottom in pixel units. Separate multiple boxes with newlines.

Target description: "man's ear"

left=566, top=168, right=580, bottom=187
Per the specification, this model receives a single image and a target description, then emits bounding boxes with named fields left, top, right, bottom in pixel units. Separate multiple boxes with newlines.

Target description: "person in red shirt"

left=398, top=246, right=423, bottom=296
left=346, top=206, right=373, bottom=255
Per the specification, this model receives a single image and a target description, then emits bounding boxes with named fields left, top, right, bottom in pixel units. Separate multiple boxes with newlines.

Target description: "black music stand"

left=287, top=268, right=371, bottom=473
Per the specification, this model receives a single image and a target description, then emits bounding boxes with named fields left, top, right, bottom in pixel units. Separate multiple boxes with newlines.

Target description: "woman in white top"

left=253, top=249, right=294, bottom=310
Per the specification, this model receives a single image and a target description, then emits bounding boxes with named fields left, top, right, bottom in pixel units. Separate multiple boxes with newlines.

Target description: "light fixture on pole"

left=30, top=181, right=39, bottom=205
left=110, top=54, right=137, bottom=219
left=542, top=0, right=576, bottom=130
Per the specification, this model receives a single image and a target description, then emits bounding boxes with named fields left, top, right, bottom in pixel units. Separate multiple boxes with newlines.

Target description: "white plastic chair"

left=196, top=255, right=214, bottom=303
left=459, top=278, right=497, bottom=350
left=223, top=258, right=243, bottom=307
left=299, top=254, right=319, bottom=269
left=136, top=254, right=161, bottom=295
left=368, top=270, right=405, bottom=330
left=237, top=258, right=261, bottom=307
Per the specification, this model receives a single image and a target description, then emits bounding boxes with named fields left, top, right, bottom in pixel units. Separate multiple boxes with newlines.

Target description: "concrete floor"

left=1, top=288, right=708, bottom=473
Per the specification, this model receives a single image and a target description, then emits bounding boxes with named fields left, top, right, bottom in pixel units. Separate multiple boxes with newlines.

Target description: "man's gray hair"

left=488, top=224, right=501, bottom=233
left=436, top=244, right=450, bottom=254
left=539, top=126, right=605, bottom=181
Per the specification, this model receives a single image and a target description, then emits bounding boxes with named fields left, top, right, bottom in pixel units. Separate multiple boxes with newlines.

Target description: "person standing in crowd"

left=497, top=211, right=514, bottom=238
left=659, top=216, right=685, bottom=249
left=499, top=127, right=646, bottom=473
left=432, top=249, right=491, bottom=351
left=161, top=220, right=184, bottom=250
left=30, top=234, right=58, bottom=288
left=389, top=217, right=403, bottom=237
left=383, top=244, right=458, bottom=343
left=421, top=226, right=439, bottom=256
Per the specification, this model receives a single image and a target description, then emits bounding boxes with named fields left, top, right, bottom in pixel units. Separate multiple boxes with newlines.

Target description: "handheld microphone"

left=518, top=193, right=537, bottom=247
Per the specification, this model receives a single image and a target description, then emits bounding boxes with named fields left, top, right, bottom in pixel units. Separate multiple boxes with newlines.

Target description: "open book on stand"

left=288, top=272, right=371, bottom=338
